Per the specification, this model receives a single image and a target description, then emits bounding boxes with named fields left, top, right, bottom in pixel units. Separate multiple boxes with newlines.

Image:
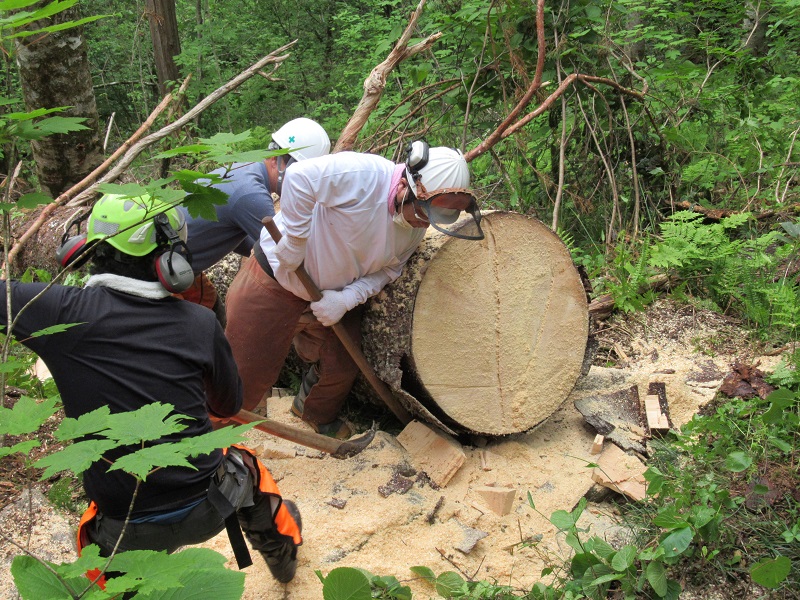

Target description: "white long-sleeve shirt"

left=258, top=152, right=426, bottom=308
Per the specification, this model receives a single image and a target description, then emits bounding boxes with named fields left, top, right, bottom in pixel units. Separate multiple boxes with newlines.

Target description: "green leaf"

left=690, top=506, right=716, bottom=529
left=32, top=116, right=88, bottom=135
left=724, top=451, right=752, bottom=472
left=95, top=182, right=151, bottom=199
left=109, top=443, right=198, bottom=481
left=11, top=555, right=81, bottom=600
left=645, top=466, right=665, bottom=495
left=29, top=322, right=86, bottom=337
left=589, top=536, right=617, bottom=560
left=550, top=508, right=577, bottom=530
left=173, top=424, right=255, bottom=458
left=3, top=106, right=70, bottom=120
left=35, top=438, right=118, bottom=479
left=55, top=544, right=106, bottom=578
left=611, top=545, right=637, bottom=571
left=321, top=566, right=372, bottom=600
left=762, top=389, right=797, bottom=424
left=0, top=359, right=26, bottom=373
left=203, top=149, right=273, bottom=164
left=570, top=552, right=602, bottom=578
left=653, top=507, right=687, bottom=529
left=0, top=439, right=39, bottom=458
left=435, top=571, right=467, bottom=597
left=55, top=405, right=111, bottom=441
left=646, top=560, right=668, bottom=596
left=106, top=547, right=245, bottom=598
left=0, top=395, right=59, bottom=435
left=750, top=555, right=791, bottom=589
left=200, top=131, right=253, bottom=146
left=104, top=402, right=189, bottom=445
left=153, top=143, right=213, bottom=158
left=660, top=526, right=694, bottom=558
left=410, top=565, right=436, bottom=582
left=16, top=192, right=52, bottom=209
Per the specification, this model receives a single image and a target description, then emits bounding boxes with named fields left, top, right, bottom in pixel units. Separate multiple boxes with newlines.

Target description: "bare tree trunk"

left=14, top=3, right=103, bottom=197
left=145, top=0, right=182, bottom=97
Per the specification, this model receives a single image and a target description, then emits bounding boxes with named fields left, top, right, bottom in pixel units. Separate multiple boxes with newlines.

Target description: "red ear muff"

left=155, top=250, right=194, bottom=293
left=56, top=234, right=90, bottom=268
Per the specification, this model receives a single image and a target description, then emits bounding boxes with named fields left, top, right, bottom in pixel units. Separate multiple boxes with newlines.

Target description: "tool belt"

left=208, top=447, right=254, bottom=569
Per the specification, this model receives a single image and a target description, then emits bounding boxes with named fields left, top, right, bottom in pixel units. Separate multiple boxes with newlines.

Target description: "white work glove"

left=273, top=235, right=307, bottom=271
left=310, top=289, right=349, bottom=327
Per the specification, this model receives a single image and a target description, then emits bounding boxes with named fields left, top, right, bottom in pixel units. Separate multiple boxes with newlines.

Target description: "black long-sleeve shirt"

left=0, top=279, right=242, bottom=518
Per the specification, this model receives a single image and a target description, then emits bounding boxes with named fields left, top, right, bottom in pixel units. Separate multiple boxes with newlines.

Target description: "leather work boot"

left=291, top=395, right=354, bottom=440
left=261, top=500, right=302, bottom=583
left=290, top=365, right=353, bottom=439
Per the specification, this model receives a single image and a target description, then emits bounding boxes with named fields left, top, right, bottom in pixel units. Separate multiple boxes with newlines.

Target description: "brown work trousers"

left=225, top=256, right=362, bottom=425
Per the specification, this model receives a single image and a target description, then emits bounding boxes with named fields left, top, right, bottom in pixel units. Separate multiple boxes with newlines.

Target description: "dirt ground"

left=0, top=299, right=785, bottom=599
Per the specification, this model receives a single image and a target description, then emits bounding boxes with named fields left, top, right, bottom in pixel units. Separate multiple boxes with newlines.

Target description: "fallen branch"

left=8, top=44, right=295, bottom=266
left=463, top=0, right=644, bottom=163
left=588, top=273, right=674, bottom=320
left=6, top=85, right=181, bottom=267
left=673, top=201, right=800, bottom=221
left=68, top=41, right=296, bottom=207
left=335, top=0, right=441, bottom=152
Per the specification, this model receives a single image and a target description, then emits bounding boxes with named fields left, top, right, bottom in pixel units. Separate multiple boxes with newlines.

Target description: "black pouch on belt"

left=207, top=448, right=255, bottom=568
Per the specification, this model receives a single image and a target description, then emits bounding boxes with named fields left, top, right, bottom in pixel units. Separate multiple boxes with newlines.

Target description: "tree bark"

left=14, top=3, right=103, bottom=198
left=358, top=211, right=590, bottom=436
left=146, top=0, right=182, bottom=97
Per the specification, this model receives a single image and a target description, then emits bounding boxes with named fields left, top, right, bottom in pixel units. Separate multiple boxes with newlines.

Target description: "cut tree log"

left=359, top=211, right=589, bottom=436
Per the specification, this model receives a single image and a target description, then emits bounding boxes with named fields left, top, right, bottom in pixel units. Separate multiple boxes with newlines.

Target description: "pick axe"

left=226, top=409, right=376, bottom=459
left=262, top=217, right=412, bottom=425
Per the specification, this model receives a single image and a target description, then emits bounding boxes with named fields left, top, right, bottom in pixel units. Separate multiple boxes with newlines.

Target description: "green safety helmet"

left=86, top=194, right=187, bottom=257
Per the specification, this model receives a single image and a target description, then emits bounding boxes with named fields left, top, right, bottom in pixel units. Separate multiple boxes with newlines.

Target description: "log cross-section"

left=361, top=211, right=589, bottom=436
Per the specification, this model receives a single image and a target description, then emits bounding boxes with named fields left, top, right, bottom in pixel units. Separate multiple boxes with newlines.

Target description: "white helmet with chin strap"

left=271, top=117, right=331, bottom=161
left=404, top=142, right=470, bottom=197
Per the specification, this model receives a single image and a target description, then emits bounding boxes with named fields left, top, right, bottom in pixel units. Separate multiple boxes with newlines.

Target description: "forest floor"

left=0, top=299, right=786, bottom=599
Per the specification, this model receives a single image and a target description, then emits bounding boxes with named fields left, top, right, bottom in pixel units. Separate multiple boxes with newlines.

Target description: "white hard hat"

left=404, top=142, right=470, bottom=197
left=271, top=117, right=331, bottom=161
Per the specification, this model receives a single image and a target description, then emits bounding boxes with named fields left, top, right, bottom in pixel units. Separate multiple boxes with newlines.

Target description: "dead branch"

left=673, top=201, right=800, bottom=221
left=67, top=41, right=297, bottom=208
left=5, top=89, right=178, bottom=266
left=7, top=44, right=296, bottom=266
left=334, top=0, right=442, bottom=152
left=588, top=273, right=674, bottom=320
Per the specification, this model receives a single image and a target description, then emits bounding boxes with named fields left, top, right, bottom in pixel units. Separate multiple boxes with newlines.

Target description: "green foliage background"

left=72, top=0, right=799, bottom=251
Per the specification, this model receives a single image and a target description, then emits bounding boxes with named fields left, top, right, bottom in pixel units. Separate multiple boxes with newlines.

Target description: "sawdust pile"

left=0, top=299, right=783, bottom=599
